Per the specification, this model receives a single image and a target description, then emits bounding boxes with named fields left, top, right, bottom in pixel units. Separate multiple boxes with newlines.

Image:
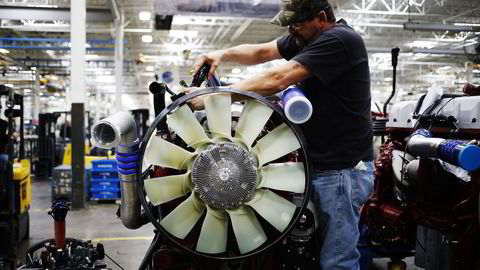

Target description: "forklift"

left=34, top=112, right=59, bottom=178
left=0, top=84, right=31, bottom=270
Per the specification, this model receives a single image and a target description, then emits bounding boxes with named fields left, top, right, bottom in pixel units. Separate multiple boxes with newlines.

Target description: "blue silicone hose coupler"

left=281, top=86, right=313, bottom=124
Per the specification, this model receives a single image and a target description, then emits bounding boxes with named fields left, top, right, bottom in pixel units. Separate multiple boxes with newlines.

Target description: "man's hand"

left=183, top=87, right=205, bottom=111
left=193, top=50, right=224, bottom=79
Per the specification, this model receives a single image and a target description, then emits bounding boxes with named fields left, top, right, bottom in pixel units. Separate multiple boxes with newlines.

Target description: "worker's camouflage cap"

left=271, top=0, right=331, bottom=27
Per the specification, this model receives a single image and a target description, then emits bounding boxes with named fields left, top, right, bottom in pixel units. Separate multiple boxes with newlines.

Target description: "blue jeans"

left=311, top=161, right=375, bottom=270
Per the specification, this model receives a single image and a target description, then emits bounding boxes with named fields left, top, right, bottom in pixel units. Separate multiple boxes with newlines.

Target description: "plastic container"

left=281, top=86, right=313, bottom=124
left=92, top=159, right=117, bottom=170
left=418, top=85, right=443, bottom=115
left=92, top=170, right=117, bottom=179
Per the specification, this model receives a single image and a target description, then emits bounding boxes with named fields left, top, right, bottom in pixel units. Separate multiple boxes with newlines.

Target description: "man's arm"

left=186, top=60, right=310, bottom=110
left=222, top=40, right=282, bottom=65
left=230, top=60, right=310, bottom=98
left=193, top=40, right=282, bottom=78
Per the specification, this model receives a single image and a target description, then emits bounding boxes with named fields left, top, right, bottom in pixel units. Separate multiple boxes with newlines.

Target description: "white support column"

left=71, top=1, right=86, bottom=104
left=33, top=69, right=40, bottom=125
left=114, top=8, right=124, bottom=111
left=95, top=87, right=101, bottom=123
left=71, top=0, right=86, bottom=209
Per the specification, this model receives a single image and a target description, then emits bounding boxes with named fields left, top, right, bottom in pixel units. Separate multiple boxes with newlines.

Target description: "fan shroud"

left=136, top=87, right=312, bottom=260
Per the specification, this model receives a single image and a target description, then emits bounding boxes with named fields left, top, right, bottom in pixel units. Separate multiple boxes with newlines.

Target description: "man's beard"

left=293, top=34, right=307, bottom=48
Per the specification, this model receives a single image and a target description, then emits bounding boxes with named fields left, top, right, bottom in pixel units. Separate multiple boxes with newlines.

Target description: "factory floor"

left=19, top=179, right=155, bottom=269
left=19, top=180, right=421, bottom=270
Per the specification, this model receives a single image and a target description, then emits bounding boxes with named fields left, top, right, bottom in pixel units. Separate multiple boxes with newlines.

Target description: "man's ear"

left=318, top=10, right=327, bottom=22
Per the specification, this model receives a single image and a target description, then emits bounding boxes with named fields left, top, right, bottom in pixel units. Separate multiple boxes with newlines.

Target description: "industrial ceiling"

left=0, top=0, right=479, bottom=116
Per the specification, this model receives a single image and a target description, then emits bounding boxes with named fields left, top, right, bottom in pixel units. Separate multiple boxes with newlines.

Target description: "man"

left=190, top=0, right=374, bottom=269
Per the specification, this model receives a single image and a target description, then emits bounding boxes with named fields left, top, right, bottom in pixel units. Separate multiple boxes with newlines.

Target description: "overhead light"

left=139, top=11, right=152, bottom=21
left=407, top=40, right=438, bottom=49
left=146, top=66, right=154, bottom=71
left=142, top=35, right=153, bottom=43
left=0, top=48, right=9, bottom=54
left=24, top=89, right=32, bottom=93
left=169, top=30, right=198, bottom=38
left=232, top=68, right=241, bottom=74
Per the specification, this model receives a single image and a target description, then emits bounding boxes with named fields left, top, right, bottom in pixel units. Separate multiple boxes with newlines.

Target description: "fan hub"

left=192, top=142, right=257, bottom=209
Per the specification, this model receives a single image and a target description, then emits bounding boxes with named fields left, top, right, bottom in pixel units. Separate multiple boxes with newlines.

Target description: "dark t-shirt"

left=277, top=19, right=373, bottom=170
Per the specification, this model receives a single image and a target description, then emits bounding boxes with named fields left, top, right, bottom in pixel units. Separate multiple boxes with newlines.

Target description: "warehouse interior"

left=0, top=0, right=479, bottom=269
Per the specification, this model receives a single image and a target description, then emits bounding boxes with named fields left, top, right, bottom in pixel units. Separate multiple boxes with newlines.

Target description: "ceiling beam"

left=0, top=6, right=113, bottom=22
left=404, top=22, right=480, bottom=32
left=108, top=0, right=120, bottom=21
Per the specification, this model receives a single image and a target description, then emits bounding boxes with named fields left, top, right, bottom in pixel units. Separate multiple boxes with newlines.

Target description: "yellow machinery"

left=13, top=159, right=32, bottom=214
left=0, top=85, right=30, bottom=268
left=62, top=143, right=114, bottom=166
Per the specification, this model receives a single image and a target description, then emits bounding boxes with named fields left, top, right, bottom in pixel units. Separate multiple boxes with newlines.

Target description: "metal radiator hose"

left=407, top=129, right=480, bottom=172
left=91, top=111, right=147, bottom=229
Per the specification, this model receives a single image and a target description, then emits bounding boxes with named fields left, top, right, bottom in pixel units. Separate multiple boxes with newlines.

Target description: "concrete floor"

left=17, top=180, right=421, bottom=270
left=19, top=179, right=155, bottom=270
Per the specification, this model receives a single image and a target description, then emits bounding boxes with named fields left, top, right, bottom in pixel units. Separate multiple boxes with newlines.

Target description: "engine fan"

left=136, top=87, right=312, bottom=260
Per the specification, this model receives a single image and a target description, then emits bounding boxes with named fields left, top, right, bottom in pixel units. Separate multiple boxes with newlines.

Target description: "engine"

left=363, top=88, right=480, bottom=269
left=91, top=80, right=318, bottom=270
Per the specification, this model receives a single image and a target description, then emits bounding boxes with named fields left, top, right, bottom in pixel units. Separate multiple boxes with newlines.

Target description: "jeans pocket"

left=351, top=163, right=374, bottom=209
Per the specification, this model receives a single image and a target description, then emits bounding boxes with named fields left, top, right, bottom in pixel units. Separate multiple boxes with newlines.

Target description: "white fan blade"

left=144, top=136, right=194, bottom=170
left=247, top=189, right=296, bottom=232
left=227, top=206, right=267, bottom=254
left=144, top=172, right=191, bottom=206
left=160, top=194, right=205, bottom=239
left=252, top=123, right=300, bottom=166
left=258, top=162, right=305, bottom=193
left=166, top=104, right=210, bottom=148
left=204, top=94, right=232, bottom=139
left=196, top=206, right=228, bottom=254
left=234, top=100, right=273, bottom=148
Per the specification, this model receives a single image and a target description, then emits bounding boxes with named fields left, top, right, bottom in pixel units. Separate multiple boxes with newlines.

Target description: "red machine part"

left=361, top=138, right=480, bottom=268
left=54, top=220, right=66, bottom=249
left=463, top=83, right=480, bottom=96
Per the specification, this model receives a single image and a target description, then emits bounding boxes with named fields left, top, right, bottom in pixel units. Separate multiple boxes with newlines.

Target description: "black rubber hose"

left=383, top=47, right=400, bottom=116
left=149, top=82, right=170, bottom=133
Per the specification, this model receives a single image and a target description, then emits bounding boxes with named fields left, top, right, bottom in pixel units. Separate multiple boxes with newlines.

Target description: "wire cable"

left=104, top=252, right=126, bottom=270
left=427, top=97, right=456, bottom=131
